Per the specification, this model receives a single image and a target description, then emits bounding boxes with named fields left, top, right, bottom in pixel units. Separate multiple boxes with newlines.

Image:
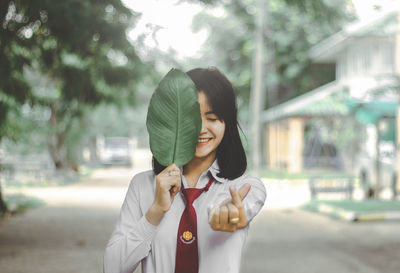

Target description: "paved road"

left=0, top=167, right=399, bottom=273
left=243, top=209, right=400, bottom=273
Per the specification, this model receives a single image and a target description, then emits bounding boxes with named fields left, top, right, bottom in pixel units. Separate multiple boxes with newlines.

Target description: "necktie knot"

left=182, top=175, right=215, bottom=205
left=182, top=188, right=203, bottom=206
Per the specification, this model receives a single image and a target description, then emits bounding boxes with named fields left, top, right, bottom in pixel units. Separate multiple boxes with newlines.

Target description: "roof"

left=261, top=81, right=349, bottom=123
left=309, top=8, right=399, bottom=62
left=347, top=99, right=398, bottom=124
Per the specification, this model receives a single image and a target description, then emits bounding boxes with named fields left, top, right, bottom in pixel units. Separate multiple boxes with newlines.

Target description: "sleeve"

left=103, top=173, right=158, bottom=273
left=236, top=175, right=266, bottom=223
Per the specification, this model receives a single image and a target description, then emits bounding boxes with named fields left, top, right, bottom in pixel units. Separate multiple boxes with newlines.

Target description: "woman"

left=104, top=68, right=266, bottom=273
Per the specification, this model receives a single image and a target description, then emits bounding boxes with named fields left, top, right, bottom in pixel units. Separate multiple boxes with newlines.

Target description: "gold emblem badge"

left=180, top=230, right=195, bottom=244
left=183, top=231, right=192, bottom=241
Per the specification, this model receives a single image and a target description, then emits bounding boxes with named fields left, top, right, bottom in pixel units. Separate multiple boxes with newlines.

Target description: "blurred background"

left=1, top=0, right=400, bottom=272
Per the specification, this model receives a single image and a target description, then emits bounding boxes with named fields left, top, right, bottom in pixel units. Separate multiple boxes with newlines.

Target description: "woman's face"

left=194, top=91, right=225, bottom=160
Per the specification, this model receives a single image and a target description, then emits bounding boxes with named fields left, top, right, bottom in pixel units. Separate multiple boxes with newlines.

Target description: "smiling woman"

left=191, top=91, right=225, bottom=166
left=103, top=67, right=266, bottom=273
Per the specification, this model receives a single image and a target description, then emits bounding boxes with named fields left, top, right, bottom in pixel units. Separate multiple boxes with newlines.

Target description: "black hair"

left=152, top=67, right=247, bottom=180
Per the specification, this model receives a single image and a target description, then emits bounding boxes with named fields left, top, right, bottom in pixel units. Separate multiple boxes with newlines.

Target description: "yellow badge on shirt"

left=180, top=231, right=195, bottom=244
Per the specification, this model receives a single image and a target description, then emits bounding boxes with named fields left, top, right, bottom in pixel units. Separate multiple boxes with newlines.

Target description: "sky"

left=122, top=0, right=210, bottom=59
left=352, top=0, right=400, bottom=19
left=122, top=0, right=399, bottom=59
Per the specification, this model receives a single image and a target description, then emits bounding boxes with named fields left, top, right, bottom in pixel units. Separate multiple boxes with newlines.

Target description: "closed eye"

left=205, top=112, right=218, bottom=121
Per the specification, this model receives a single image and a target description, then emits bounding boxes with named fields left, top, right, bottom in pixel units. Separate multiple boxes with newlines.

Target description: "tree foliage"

left=191, top=0, right=355, bottom=109
left=0, top=0, right=150, bottom=168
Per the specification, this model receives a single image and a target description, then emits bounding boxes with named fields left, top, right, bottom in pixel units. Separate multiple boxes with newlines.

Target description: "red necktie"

left=174, top=176, right=214, bottom=273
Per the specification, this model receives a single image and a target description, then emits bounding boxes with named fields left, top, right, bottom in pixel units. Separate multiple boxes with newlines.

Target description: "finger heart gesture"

left=209, top=184, right=251, bottom=232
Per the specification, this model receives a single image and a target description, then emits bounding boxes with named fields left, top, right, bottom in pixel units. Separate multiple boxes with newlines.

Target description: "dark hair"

left=152, top=67, right=247, bottom=180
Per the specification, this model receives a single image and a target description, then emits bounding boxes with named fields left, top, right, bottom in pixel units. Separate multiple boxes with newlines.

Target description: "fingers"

left=229, top=184, right=251, bottom=229
left=170, top=183, right=181, bottom=198
left=227, top=203, right=239, bottom=225
left=229, top=184, right=251, bottom=206
left=161, top=163, right=180, bottom=177
left=209, top=184, right=251, bottom=232
left=159, top=164, right=181, bottom=188
left=229, top=186, right=241, bottom=208
left=154, top=164, right=182, bottom=212
left=219, top=205, right=228, bottom=228
left=209, top=206, right=220, bottom=230
left=209, top=203, right=240, bottom=232
left=238, top=184, right=251, bottom=201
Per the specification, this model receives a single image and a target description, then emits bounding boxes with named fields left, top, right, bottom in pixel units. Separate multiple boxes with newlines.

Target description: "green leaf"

left=146, top=68, right=202, bottom=166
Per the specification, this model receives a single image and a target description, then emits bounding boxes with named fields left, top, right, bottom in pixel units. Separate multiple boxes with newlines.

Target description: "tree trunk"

left=396, top=9, right=400, bottom=200
left=46, top=103, right=74, bottom=170
left=375, top=122, right=381, bottom=198
left=0, top=182, right=7, bottom=215
left=0, top=156, right=8, bottom=215
left=47, top=133, right=68, bottom=169
left=249, top=0, right=266, bottom=172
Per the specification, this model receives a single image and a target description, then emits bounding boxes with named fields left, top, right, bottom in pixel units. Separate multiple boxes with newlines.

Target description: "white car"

left=97, top=137, right=132, bottom=166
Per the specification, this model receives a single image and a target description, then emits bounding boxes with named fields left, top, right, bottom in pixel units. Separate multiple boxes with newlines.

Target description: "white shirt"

left=103, top=160, right=266, bottom=273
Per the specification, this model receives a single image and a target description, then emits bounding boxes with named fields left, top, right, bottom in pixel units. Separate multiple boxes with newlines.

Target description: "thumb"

left=229, top=186, right=241, bottom=207
left=229, top=184, right=251, bottom=207
left=238, top=184, right=251, bottom=201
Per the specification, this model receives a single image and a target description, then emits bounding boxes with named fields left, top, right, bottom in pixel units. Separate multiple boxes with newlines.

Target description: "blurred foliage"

left=304, top=115, right=367, bottom=169
left=0, top=0, right=155, bottom=169
left=302, top=200, right=400, bottom=215
left=181, top=0, right=220, bottom=5
left=191, top=0, right=355, bottom=113
left=261, top=168, right=350, bottom=179
left=3, top=193, right=45, bottom=214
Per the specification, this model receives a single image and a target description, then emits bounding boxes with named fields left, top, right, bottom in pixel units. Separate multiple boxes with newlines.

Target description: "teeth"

left=198, top=138, right=211, bottom=143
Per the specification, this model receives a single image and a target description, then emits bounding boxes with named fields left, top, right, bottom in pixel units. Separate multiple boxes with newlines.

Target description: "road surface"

left=1, top=166, right=399, bottom=273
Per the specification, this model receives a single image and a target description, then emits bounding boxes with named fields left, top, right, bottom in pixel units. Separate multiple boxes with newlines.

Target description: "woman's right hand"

left=146, top=164, right=181, bottom=226
left=153, top=163, right=182, bottom=212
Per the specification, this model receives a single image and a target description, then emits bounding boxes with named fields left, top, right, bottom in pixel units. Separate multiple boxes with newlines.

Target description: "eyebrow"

left=205, top=111, right=215, bottom=115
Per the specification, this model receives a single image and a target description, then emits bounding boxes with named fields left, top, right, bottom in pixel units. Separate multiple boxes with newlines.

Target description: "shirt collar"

left=180, top=159, right=229, bottom=185
left=208, top=159, right=229, bottom=184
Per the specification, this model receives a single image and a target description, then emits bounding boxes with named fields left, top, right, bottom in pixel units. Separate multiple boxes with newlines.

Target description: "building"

left=262, top=8, right=400, bottom=196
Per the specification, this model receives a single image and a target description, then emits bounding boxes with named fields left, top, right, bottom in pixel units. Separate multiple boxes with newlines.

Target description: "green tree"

left=191, top=0, right=354, bottom=108
left=189, top=0, right=354, bottom=169
left=1, top=0, right=150, bottom=167
left=0, top=0, right=151, bottom=214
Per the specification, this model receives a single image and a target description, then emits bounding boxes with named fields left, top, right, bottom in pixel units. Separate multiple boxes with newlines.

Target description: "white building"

left=261, top=7, right=400, bottom=197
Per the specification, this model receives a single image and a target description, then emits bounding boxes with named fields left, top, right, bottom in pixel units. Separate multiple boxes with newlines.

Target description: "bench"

left=0, top=160, right=53, bottom=186
left=309, top=176, right=354, bottom=200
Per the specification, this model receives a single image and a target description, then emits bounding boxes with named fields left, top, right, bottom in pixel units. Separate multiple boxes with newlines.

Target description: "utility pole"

left=250, top=0, right=266, bottom=172
left=396, top=8, right=400, bottom=199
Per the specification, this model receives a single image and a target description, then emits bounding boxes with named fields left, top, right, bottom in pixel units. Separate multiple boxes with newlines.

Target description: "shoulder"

left=241, top=174, right=265, bottom=192
left=128, top=170, right=155, bottom=193
left=231, top=173, right=265, bottom=190
left=131, top=169, right=155, bottom=182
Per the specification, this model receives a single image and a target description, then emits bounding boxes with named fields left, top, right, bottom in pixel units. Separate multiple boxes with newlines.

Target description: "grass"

left=3, top=193, right=45, bottom=215
left=260, top=169, right=351, bottom=180
left=303, top=199, right=400, bottom=213
left=301, top=200, right=400, bottom=221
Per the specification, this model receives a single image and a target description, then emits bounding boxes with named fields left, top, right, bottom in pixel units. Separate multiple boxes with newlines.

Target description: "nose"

left=200, top=117, right=207, bottom=134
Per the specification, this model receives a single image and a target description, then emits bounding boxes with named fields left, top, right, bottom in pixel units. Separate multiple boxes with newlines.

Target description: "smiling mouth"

left=198, top=137, right=212, bottom=144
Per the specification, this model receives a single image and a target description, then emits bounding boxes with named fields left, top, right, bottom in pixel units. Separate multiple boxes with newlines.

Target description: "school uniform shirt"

left=103, top=160, right=266, bottom=273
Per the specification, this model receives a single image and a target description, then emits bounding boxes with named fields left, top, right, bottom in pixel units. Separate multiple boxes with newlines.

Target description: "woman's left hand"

left=209, top=184, right=251, bottom=232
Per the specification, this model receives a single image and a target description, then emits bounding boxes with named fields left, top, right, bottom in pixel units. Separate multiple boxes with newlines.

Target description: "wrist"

left=152, top=200, right=170, bottom=213
left=146, top=203, right=166, bottom=226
